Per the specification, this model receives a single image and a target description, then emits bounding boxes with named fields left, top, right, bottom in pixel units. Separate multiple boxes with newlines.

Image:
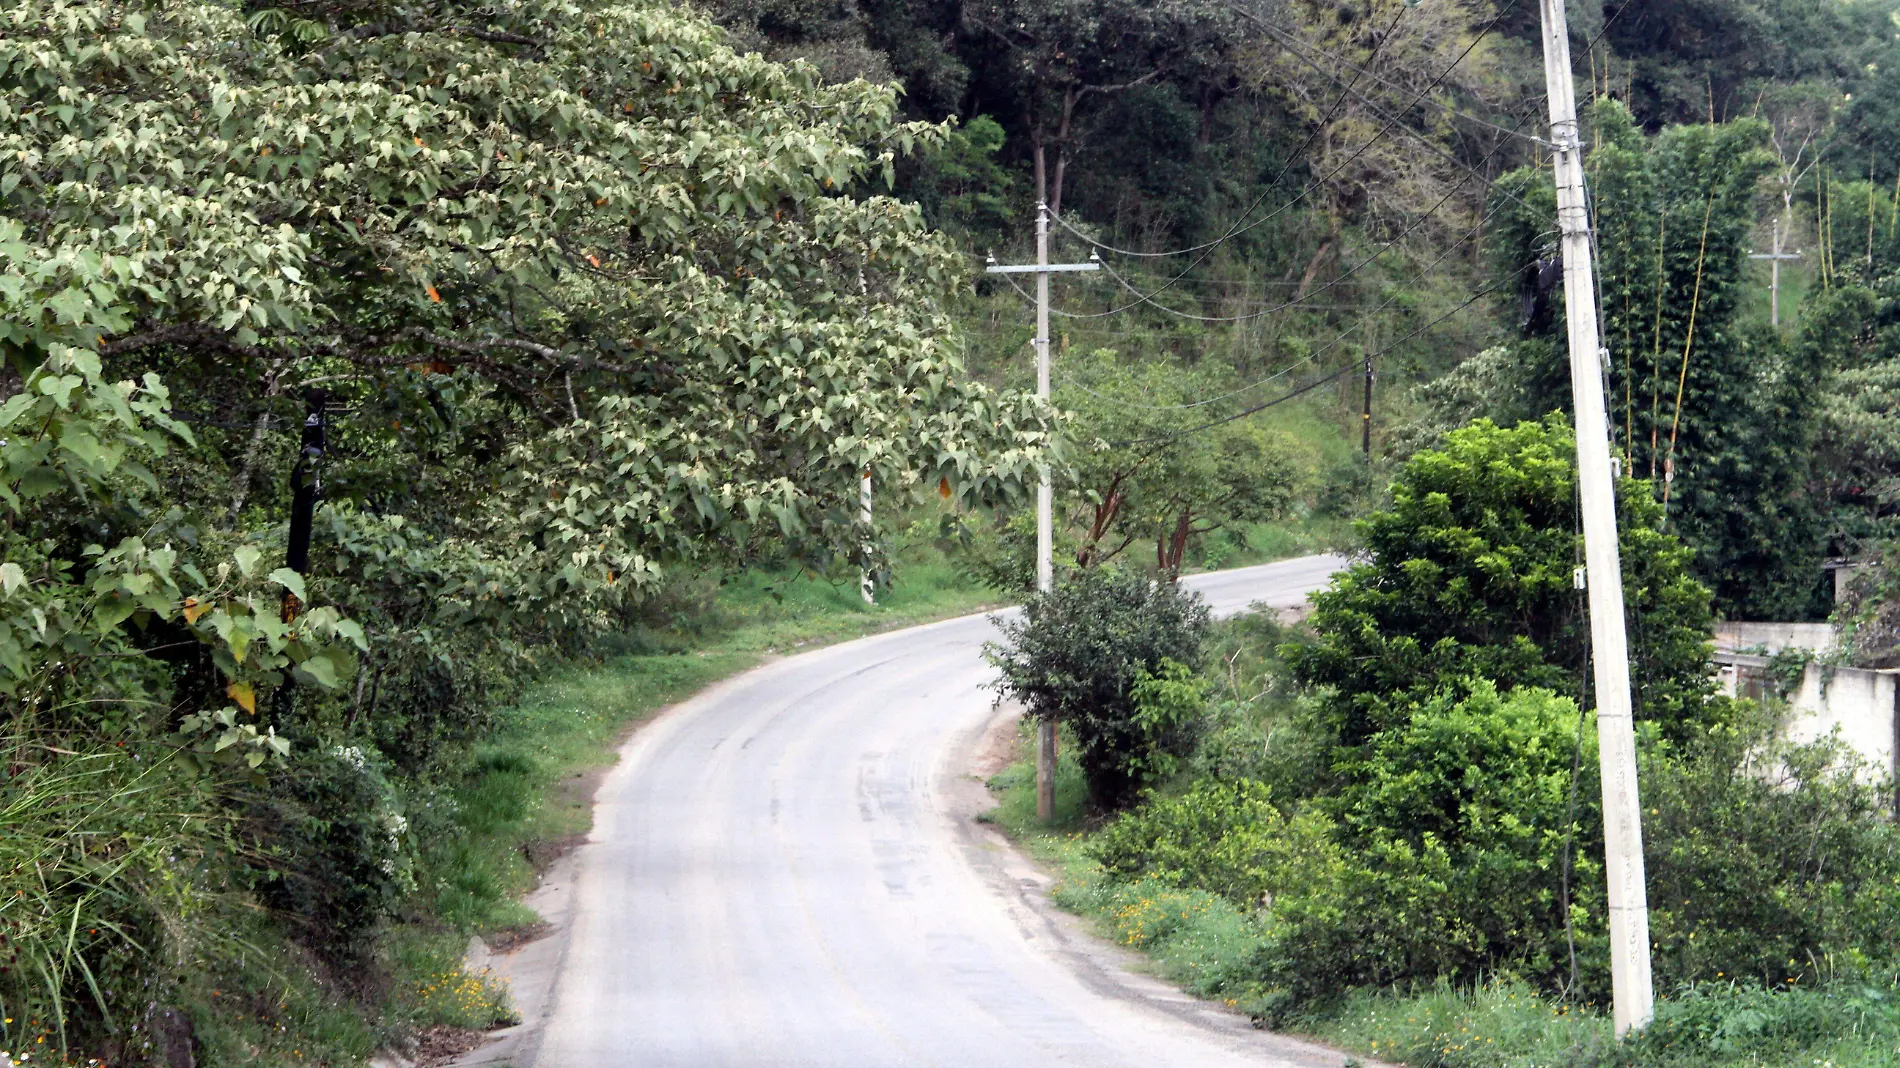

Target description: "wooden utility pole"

left=1749, top=218, right=1802, bottom=327
left=1362, top=338, right=1374, bottom=457
left=1537, top=0, right=1655, bottom=1036
left=986, top=204, right=1098, bottom=821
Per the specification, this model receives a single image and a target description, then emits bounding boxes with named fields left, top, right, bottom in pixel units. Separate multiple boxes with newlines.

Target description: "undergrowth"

left=985, top=734, right=1900, bottom=1068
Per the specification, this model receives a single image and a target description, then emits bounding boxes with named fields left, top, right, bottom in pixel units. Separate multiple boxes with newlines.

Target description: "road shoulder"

left=944, top=702, right=1391, bottom=1068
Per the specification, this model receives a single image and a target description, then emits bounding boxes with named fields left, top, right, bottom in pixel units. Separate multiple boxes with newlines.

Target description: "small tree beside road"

left=986, top=567, right=1211, bottom=810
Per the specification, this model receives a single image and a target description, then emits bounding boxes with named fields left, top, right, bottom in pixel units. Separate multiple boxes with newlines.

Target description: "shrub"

left=245, top=745, right=415, bottom=962
left=1641, top=710, right=1900, bottom=988
left=986, top=568, right=1211, bottom=810
left=1270, top=681, right=1605, bottom=1002
left=1090, top=778, right=1340, bottom=907
left=1290, top=416, right=1719, bottom=752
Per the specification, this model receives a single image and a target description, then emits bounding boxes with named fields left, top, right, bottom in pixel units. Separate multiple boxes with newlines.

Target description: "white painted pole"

left=1035, top=200, right=1053, bottom=596
left=1538, top=0, right=1654, bottom=1035
left=1770, top=219, right=1782, bottom=327
left=860, top=471, right=874, bottom=605
left=1034, top=199, right=1057, bottom=822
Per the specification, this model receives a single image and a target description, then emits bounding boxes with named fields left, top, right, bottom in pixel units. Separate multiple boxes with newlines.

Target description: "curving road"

left=527, top=555, right=1354, bottom=1067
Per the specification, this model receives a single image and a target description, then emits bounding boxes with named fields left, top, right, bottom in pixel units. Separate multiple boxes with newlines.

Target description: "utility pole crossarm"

left=1748, top=219, right=1803, bottom=327
left=984, top=263, right=1102, bottom=274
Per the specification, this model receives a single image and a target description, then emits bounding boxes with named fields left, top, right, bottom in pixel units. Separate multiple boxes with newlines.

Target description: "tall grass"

left=0, top=746, right=210, bottom=1059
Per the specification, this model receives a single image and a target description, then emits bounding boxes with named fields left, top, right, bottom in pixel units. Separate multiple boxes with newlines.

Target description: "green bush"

left=986, top=568, right=1211, bottom=810
left=1641, top=711, right=1900, bottom=988
left=1266, top=682, right=1601, bottom=1003
left=245, top=745, right=415, bottom=962
left=1090, top=778, right=1339, bottom=907
left=1290, top=416, right=1719, bottom=752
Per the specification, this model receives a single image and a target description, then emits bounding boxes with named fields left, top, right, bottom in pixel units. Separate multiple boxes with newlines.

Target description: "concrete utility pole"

left=860, top=472, right=874, bottom=605
left=1749, top=218, right=1802, bottom=327
left=986, top=204, right=1099, bottom=821
left=1537, top=0, right=1655, bottom=1036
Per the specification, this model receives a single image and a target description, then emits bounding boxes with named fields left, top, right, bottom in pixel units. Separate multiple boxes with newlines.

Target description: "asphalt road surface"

left=534, top=554, right=1353, bottom=1067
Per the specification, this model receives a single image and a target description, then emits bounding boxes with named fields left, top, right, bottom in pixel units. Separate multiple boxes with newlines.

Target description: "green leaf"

left=268, top=567, right=307, bottom=602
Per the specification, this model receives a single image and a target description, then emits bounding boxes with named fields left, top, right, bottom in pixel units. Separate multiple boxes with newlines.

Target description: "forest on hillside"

left=7, top=0, right=1900, bottom=1061
left=713, top=0, right=1900, bottom=623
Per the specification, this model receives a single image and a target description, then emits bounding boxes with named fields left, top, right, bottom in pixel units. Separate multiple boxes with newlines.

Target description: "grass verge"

left=981, top=737, right=1900, bottom=1068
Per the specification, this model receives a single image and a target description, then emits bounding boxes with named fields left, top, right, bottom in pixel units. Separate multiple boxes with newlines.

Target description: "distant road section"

left=534, top=555, right=1352, bottom=1067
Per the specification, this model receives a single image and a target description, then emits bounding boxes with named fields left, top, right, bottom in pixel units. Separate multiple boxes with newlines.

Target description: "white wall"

left=1716, top=653, right=1897, bottom=783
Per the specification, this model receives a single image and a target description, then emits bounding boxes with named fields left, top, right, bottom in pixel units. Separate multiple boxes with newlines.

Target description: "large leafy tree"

left=0, top=0, right=1049, bottom=1043
left=3, top=0, right=1049, bottom=739
left=1291, top=416, right=1718, bottom=750
left=1059, top=351, right=1303, bottom=578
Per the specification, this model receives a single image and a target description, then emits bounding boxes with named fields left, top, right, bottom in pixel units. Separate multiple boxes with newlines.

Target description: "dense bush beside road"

left=988, top=417, right=1900, bottom=1065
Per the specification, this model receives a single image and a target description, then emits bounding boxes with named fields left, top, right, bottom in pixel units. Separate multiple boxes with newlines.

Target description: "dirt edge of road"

left=947, top=704, right=1390, bottom=1068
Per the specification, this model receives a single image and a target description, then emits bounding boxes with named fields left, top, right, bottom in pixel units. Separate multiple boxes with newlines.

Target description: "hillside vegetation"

left=9, top=0, right=1900, bottom=1061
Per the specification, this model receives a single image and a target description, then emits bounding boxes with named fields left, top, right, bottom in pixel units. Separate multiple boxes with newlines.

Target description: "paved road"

left=534, top=555, right=1351, bottom=1067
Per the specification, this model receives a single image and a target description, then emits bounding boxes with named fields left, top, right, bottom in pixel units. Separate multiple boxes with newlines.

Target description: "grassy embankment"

left=983, top=727, right=1900, bottom=1068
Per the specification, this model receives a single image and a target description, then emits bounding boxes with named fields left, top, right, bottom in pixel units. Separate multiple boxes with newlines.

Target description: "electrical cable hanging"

left=1056, top=0, right=1524, bottom=260
left=1036, top=57, right=1553, bottom=322
left=1084, top=169, right=1484, bottom=323
left=1241, top=9, right=1542, bottom=147
left=1054, top=188, right=1521, bottom=416
left=1037, top=5, right=1411, bottom=265
left=1033, top=95, right=1540, bottom=325
left=1107, top=276, right=1504, bottom=447
left=1054, top=0, right=1639, bottom=262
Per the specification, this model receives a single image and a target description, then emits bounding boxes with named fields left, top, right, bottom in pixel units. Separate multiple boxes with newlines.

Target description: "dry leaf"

left=227, top=681, right=256, bottom=714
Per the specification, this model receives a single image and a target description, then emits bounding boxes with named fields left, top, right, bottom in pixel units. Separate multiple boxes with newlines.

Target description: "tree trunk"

left=1295, top=226, right=1338, bottom=301
left=1049, top=85, right=1077, bottom=218
left=1197, top=84, right=1223, bottom=146
left=1075, top=477, right=1126, bottom=569
left=1158, top=509, right=1193, bottom=580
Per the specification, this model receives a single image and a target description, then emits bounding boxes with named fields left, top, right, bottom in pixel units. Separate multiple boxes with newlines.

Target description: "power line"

left=1060, top=190, right=1516, bottom=414
left=1001, top=6, right=1415, bottom=334
left=1036, top=22, right=1541, bottom=323
left=1239, top=6, right=1542, bottom=149
left=1041, top=93, right=1539, bottom=324
left=1107, top=276, right=1505, bottom=447
left=1237, top=9, right=1544, bottom=198
left=1086, top=170, right=1479, bottom=323
left=1056, top=0, right=1640, bottom=270
left=1054, top=0, right=1522, bottom=261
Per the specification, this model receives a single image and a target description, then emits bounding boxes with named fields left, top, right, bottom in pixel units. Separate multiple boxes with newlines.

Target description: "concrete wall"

left=1714, top=622, right=1839, bottom=656
left=1716, top=653, right=1898, bottom=783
